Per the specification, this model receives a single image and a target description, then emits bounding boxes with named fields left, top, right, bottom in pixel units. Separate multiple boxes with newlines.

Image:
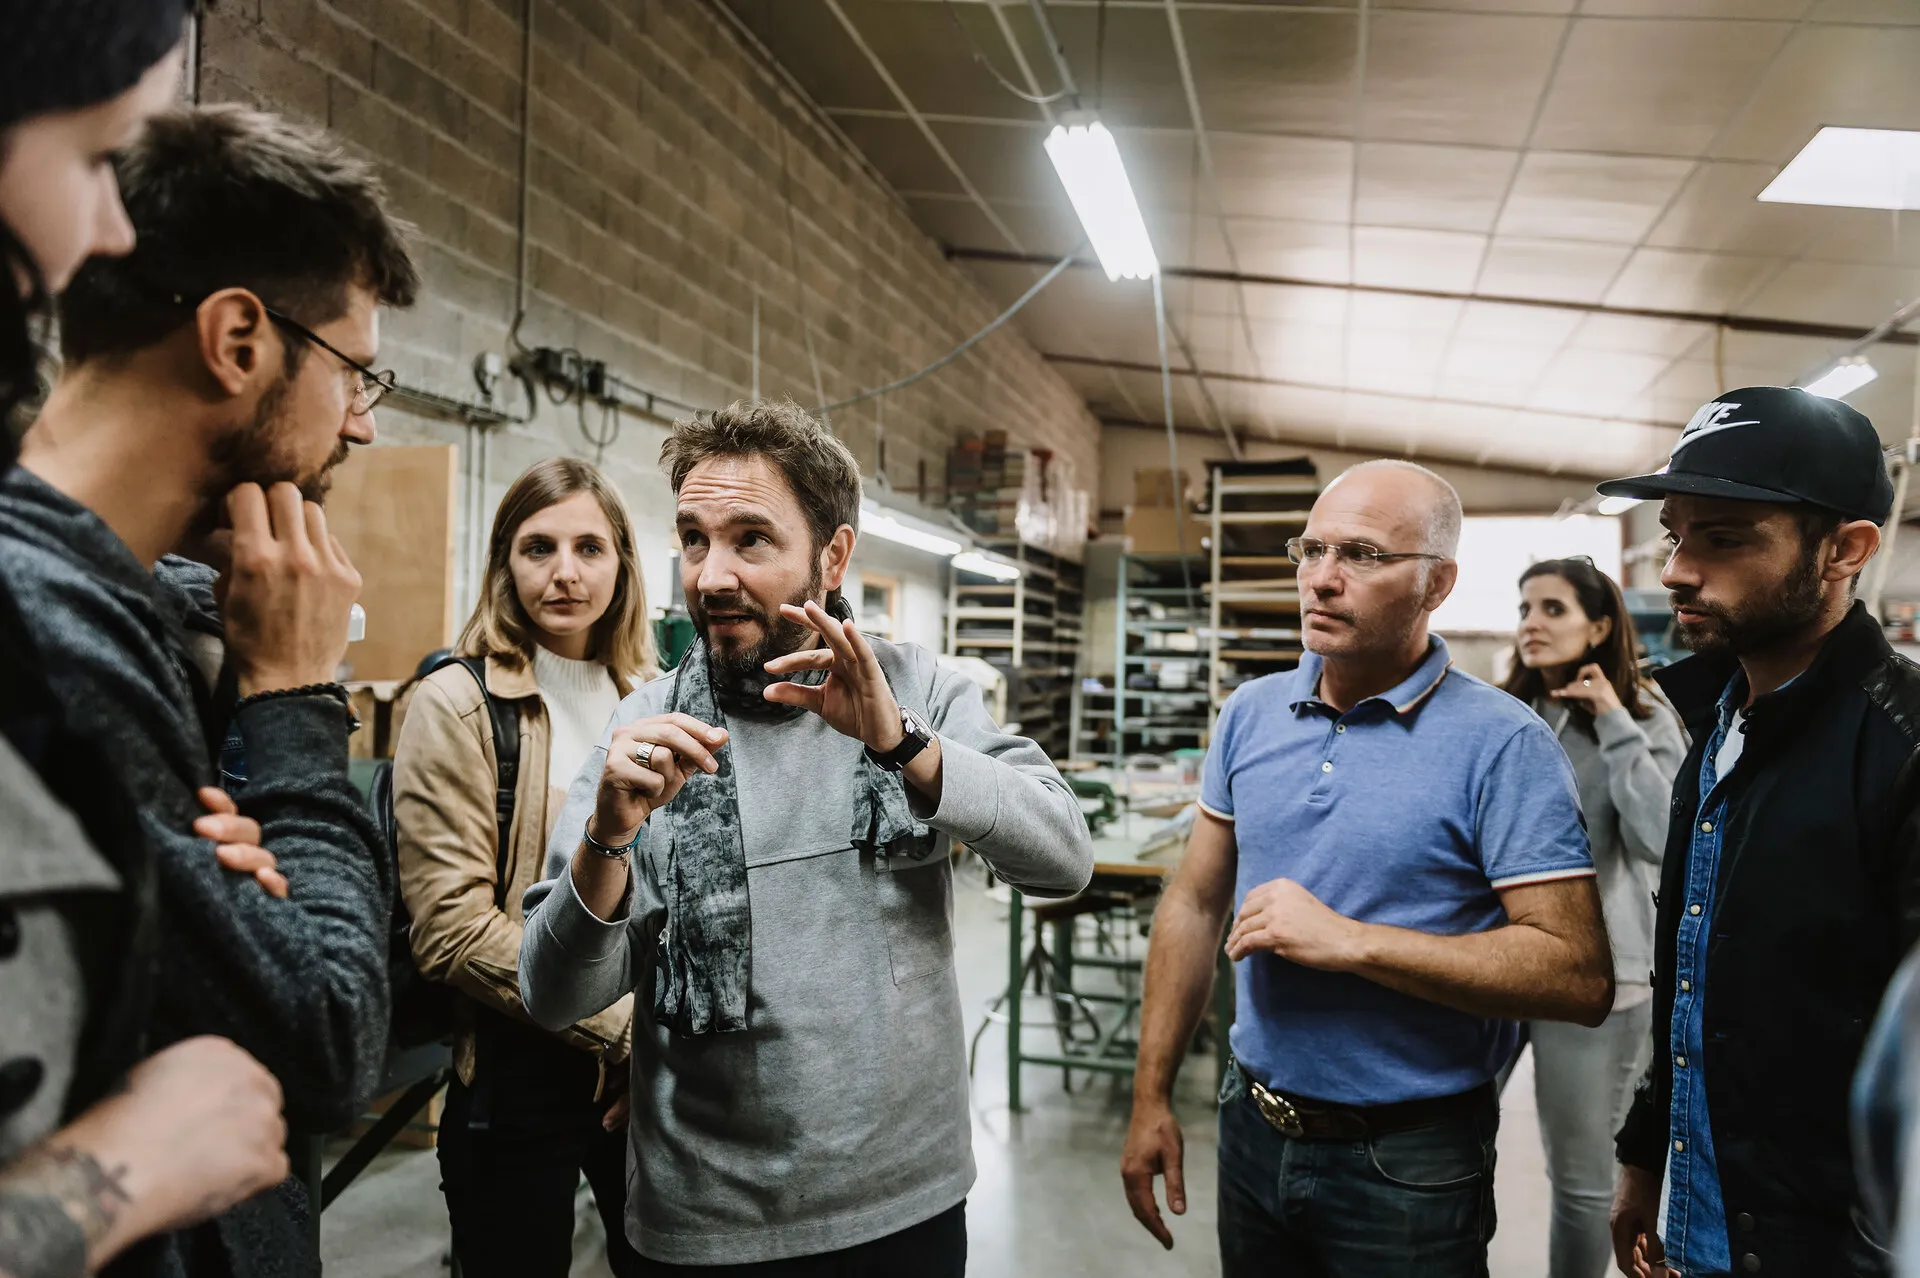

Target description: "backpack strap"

left=434, top=655, right=521, bottom=908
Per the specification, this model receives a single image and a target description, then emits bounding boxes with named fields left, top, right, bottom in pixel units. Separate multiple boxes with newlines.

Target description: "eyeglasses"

left=1287, top=537, right=1450, bottom=573
left=261, top=306, right=396, bottom=416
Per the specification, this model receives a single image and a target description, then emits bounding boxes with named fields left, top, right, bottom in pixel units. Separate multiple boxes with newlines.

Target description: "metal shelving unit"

left=1207, top=460, right=1320, bottom=719
left=947, top=538, right=1082, bottom=761
left=1081, top=552, right=1212, bottom=764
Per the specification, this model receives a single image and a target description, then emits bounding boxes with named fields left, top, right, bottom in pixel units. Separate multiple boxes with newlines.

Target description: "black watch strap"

left=866, top=708, right=932, bottom=773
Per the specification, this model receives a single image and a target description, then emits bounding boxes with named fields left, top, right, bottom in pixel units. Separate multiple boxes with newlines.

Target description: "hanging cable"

left=1094, top=0, right=1107, bottom=111
left=941, top=0, right=1073, bottom=106
left=814, top=247, right=1081, bottom=416
left=1153, top=271, right=1197, bottom=615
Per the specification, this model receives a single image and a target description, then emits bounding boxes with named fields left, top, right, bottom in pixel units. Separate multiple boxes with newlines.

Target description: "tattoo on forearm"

left=0, top=1145, right=132, bottom=1278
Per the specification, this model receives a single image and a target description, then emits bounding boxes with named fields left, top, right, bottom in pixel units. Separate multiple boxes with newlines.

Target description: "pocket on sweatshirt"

left=873, top=857, right=954, bottom=986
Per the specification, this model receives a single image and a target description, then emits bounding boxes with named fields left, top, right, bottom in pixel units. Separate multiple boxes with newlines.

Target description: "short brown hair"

left=660, top=398, right=863, bottom=555
left=455, top=457, right=656, bottom=682
left=58, top=104, right=419, bottom=365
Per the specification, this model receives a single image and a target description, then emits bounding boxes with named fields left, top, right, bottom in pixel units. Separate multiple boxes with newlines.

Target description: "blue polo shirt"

left=1200, top=637, right=1593, bottom=1106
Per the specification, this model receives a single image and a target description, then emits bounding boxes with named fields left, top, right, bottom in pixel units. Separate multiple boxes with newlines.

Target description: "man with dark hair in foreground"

left=0, top=103, right=420, bottom=1278
left=1603, top=388, right=1919, bottom=1278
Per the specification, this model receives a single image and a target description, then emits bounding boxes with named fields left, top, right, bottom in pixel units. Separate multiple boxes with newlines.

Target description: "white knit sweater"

left=532, top=645, right=620, bottom=791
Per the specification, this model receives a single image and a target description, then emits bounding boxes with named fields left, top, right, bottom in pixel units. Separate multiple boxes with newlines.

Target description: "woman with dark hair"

left=0, top=8, right=291, bottom=1277
left=1502, top=557, right=1686, bottom=1278
left=395, top=457, right=656, bottom=1278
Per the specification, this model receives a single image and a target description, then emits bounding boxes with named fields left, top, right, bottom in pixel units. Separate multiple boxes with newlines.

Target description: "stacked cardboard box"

left=1123, top=467, right=1209, bottom=555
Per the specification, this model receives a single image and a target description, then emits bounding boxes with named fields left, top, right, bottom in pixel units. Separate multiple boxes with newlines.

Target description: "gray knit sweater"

left=521, top=638, right=1093, bottom=1265
left=0, top=467, right=392, bottom=1278
left=1535, top=692, right=1688, bottom=991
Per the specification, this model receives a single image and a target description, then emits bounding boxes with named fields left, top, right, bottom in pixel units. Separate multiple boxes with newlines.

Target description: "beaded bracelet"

left=583, top=823, right=641, bottom=858
left=232, top=682, right=353, bottom=714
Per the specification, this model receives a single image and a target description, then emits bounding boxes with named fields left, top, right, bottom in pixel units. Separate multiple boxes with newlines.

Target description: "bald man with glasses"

left=1121, top=459, right=1612, bottom=1278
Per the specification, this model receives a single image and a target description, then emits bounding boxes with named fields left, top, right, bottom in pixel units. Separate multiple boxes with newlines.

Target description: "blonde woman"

left=395, top=457, right=656, bottom=1278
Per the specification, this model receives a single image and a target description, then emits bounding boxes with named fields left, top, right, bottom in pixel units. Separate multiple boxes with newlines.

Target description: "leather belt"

left=1242, top=1068, right=1493, bottom=1142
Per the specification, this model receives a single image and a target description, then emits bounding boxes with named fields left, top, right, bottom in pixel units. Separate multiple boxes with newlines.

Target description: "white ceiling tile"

left=1737, top=260, right=1920, bottom=327
left=1434, top=373, right=1539, bottom=408
left=1570, top=313, right=1716, bottom=356
left=1494, top=152, right=1695, bottom=243
left=1179, top=10, right=1362, bottom=137
left=1352, top=227, right=1487, bottom=292
left=1355, top=143, right=1520, bottom=234
left=1207, top=133, right=1356, bottom=224
left=1360, top=11, right=1568, bottom=148
left=1803, top=0, right=1920, bottom=21
left=1795, top=208, right=1920, bottom=269
left=1241, top=283, right=1351, bottom=326
left=1442, top=338, right=1566, bottom=383
left=1347, top=291, right=1468, bottom=334
left=1143, top=211, right=1239, bottom=274
left=1715, top=24, right=1920, bottom=163
left=1531, top=19, right=1791, bottom=157
left=1453, top=300, right=1586, bottom=346
left=1477, top=238, right=1635, bottom=303
left=1581, top=0, right=1812, bottom=13
left=1602, top=248, right=1783, bottom=313
left=1227, top=218, right=1352, bottom=285
left=1644, top=161, right=1830, bottom=256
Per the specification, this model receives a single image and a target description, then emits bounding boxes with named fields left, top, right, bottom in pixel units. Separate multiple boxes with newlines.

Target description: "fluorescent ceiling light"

left=1758, top=126, right=1920, bottom=211
left=1802, top=357, right=1879, bottom=400
left=951, top=551, right=1022, bottom=581
left=1044, top=118, right=1158, bottom=281
left=859, top=501, right=963, bottom=557
left=1596, top=496, right=1643, bottom=516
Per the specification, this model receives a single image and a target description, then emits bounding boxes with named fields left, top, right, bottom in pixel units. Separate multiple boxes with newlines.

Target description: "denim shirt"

left=1663, top=676, right=1745, bottom=1276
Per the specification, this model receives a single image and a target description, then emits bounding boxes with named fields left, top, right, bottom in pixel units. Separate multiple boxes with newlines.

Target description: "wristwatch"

left=866, top=707, right=934, bottom=773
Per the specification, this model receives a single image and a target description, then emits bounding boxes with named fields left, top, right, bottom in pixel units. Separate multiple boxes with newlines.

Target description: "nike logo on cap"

left=1671, top=401, right=1760, bottom=459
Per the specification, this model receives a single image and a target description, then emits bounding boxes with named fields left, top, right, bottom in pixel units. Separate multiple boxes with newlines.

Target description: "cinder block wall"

left=199, top=0, right=1100, bottom=610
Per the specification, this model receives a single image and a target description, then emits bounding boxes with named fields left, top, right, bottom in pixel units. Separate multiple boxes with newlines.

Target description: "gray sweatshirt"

left=1535, top=693, right=1688, bottom=990
left=519, top=638, right=1093, bottom=1265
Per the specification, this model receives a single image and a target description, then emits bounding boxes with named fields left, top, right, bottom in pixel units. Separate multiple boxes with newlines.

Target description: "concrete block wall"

left=197, top=0, right=1101, bottom=616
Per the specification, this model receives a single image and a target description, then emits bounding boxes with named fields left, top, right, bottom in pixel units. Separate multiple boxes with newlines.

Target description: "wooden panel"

left=327, top=444, right=459, bottom=683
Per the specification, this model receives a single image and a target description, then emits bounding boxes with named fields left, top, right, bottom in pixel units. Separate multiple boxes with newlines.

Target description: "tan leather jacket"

left=393, top=652, right=634, bottom=1085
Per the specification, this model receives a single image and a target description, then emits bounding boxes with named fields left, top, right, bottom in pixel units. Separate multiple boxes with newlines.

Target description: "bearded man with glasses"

left=1122, top=458, right=1612, bottom=1277
left=0, top=104, right=418, bottom=1278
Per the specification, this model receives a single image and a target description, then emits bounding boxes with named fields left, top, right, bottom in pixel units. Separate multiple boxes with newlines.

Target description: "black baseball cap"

left=1597, top=385, right=1893, bottom=525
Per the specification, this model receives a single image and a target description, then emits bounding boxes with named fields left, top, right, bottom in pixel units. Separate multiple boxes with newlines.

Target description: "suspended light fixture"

left=1044, top=116, right=1158, bottom=282
left=952, top=551, right=1022, bottom=581
left=859, top=500, right=964, bottom=557
left=1802, top=357, right=1879, bottom=401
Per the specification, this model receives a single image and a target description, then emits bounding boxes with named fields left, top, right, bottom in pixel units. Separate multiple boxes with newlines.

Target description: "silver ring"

left=630, top=744, right=666, bottom=772
left=1581, top=677, right=1592, bottom=687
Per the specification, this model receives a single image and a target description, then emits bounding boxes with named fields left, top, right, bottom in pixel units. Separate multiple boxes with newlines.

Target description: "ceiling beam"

left=944, top=246, right=1920, bottom=348
left=1051, top=353, right=1687, bottom=433
left=1096, top=419, right=1621, bottom=483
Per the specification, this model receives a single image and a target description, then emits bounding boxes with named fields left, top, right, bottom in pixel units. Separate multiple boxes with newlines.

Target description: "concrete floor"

left=320, top=873, right=1564, bottom=1277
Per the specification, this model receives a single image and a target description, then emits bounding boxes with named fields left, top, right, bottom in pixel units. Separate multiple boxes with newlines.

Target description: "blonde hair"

left=454, top=457, right=656, bottom=682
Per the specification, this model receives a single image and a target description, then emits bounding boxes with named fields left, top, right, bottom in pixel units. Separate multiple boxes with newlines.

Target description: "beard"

left=194, top=376, right=351, bottom=529
left=691, top=563, right=823, bottom=706
left=1671, top=554, right=1825, bottom=657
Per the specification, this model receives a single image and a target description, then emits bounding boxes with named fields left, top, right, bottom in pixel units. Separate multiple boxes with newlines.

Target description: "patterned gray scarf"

left=652, top=631, right=935, bottom=1036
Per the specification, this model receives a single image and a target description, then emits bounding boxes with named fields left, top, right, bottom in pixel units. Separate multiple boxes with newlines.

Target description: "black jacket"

left=1617, top=602, right=1920, bottom=1276
left=0, top=468, right=393, bottom=1278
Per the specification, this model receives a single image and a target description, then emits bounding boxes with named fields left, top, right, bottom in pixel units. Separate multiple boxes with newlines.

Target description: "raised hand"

left=219, top=482, right=361, bottom=697
left=761, top=601, right=904, bottom=753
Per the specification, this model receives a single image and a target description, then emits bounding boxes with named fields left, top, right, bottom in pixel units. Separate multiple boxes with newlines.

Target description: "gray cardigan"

left=1536, top=691, right=1688, bottom=990
left=521, top=638, right=1093, bottom=1265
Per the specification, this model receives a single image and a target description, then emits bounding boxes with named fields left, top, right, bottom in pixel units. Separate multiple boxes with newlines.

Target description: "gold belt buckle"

left=1249, top=1079, right=1305, bottom=1139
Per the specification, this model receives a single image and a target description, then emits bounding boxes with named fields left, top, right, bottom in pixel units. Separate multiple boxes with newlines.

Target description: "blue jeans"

left=1217, top=1059, right=1499, bottom=1278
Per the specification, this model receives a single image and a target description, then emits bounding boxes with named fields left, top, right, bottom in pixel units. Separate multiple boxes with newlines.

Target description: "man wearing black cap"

left=1602, top=387, right=1913, bottom=1278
